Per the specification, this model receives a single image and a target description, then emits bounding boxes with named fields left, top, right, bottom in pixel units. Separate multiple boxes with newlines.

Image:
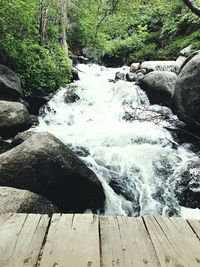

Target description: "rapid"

left=35, top=64, right=200, bottom=218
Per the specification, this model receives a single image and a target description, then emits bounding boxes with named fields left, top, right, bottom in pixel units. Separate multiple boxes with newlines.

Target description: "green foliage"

left=0, top=0, right=71, bottom=96
left=68, top=0, right=200, bottom=65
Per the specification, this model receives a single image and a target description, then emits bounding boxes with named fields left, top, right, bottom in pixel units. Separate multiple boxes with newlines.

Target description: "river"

left=35, top=64, right=200, bottom=219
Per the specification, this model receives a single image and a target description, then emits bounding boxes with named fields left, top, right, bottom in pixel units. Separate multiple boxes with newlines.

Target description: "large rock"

left=0, top=132, right=105, bottom=212
left=0, top=186, right=59, bottom=215
left=140, top=71, right=177, bottom=106
left=174, top=53, right=200, bottom=127
left=130, top=63, right=140, bottom=73
left=25, top=94, right=53, bottom=115
left=64, top=85, right=80, bottom=103
left=0, top=100, right=31, bottom=138
left=0, top=64, right=22, bottom=98
left=140, top=61, right=180, bottom=74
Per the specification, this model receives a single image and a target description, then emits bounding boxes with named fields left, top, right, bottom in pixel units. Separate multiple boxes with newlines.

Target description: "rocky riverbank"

left=0, top=45, right=200, bottom=216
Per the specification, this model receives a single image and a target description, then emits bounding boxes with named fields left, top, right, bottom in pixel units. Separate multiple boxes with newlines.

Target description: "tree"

left=182, top=0, right=200, bottom=17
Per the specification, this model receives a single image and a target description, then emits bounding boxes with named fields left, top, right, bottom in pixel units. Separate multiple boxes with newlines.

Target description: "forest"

left=0, top=0, right=199, bottom=96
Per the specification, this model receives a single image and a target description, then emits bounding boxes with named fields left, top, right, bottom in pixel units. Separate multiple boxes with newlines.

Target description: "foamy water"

left=35, top=64, right=200, bottom=218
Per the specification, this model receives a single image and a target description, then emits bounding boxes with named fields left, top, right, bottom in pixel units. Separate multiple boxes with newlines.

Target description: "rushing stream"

left=35, top=64, right=200, bottom=218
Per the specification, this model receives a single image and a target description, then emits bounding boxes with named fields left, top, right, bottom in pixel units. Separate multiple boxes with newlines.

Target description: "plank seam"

left=142, top=217, right=161, bottom=267
left=186, top=220, right=200, bottom=242
left=36, top=215, right=51, bottom=267
left=99, top=216, right=103, bottom=267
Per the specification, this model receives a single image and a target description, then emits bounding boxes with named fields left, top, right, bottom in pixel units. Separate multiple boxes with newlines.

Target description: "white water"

left=35, top=64, right=200, bottom=218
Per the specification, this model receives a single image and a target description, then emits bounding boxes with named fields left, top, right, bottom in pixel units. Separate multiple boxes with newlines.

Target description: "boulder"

left=0, top=186, right=59, bottom=215
left=174, top=53, right=200, bottom=127
left=140, top=71, right=177, bottom=106
left=115, top=71, right=126, bottom=81
left=25, top=94, right=53, bottom=115
left=0, top=64, right=22, bottom=98
left=0, top=132, right=105, bottom=212
left=72, top=66, right=80, bottom=81
left=126, top=72, right=137, bottom=82
left=64, top=85, right=80, bottom=103
left=130, top=63, right=140, bottom=73
left=140, top=61, right=180, bottom=74
left=0, top=100, right=31, bottom=138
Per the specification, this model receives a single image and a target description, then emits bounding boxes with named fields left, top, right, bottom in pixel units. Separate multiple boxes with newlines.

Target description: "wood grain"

left=0, top=213, right=49, bottom=267
left=144, top=216, right=200, bottom=267
left=100, top=215, right=160, bottom=267
left=39, top=214, right=100, bottom=267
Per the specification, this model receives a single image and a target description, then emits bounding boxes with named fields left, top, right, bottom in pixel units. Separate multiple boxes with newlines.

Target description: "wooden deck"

left=0, top=214, right=200, bottom=266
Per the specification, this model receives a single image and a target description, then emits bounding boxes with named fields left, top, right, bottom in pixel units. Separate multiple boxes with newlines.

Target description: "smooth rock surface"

left=0, top=64, right=22, bottom=97
left=0, top=100, right=31, bottom=138
left=140, top=61, right=180, bottom=74
left=0, top=186, right=59, bottom=215
left=0, top=132, right=105, bottom=212
left=174, top=53, right=200, bottom=126
left=140, top=71, right=177, bottom=106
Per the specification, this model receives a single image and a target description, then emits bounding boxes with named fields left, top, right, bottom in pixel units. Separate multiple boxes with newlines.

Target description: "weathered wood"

left=187, top=219, right=200, bottom=239
left=39, top=213, right=100, bottom=267
left=100, top=216, right=160, bottom=267
left=144, top=216, right=200, bottom=267
left=0, top=213, right=49, bottom=267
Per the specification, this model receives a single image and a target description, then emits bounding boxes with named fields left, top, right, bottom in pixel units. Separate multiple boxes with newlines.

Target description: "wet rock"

left=0, top=132, right=105, bottom=212
left=140, top=61, right=180, bottom=74
left=176, top=161, right=200, bottom=209
left=140, top=71, right=177, bottom=107
left=30, top=115, right=39, bottom=127
left=126, top=72, right=137, bottom=82
left=72, top=67, right=80, bottom=81
left=25, top=94, right=53, bottom=115
left=0, top=186, right=59, bottom=215
left=0, top=100, right=31, bottom=138
left=130, top=63, right=140, bottom=73
left=64, top=85, right=80, bottom=103
left=115, top=71, right=126, bottom=81
left=0, top=64, right=22, bottom=98
left=173, top=52, right=200, bottom=127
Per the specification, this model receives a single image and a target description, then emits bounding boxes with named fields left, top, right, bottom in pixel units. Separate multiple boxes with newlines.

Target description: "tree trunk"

left=60, top=0, right=68, bottom=49
left=39, top=0, right=49, bottom=45
left=182, top=0, right=200, bottom=17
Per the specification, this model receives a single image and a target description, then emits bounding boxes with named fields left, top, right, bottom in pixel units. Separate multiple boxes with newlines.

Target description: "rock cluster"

left=0, top=65, right=105, bottom=215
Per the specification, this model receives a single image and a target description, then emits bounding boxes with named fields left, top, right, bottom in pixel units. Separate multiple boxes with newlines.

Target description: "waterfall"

left=35, top=64, right=200, bottom=218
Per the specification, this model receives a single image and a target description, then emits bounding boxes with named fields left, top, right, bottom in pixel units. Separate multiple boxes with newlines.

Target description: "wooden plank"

left=99, top=216, right=160, bottom=267
left=39, top=214, right=100, bottom=267
left=0, top=213, right=49, bottom=267
left=144, top=216, right=200, bottom=266
left=187, top=220, right=200, bottom=240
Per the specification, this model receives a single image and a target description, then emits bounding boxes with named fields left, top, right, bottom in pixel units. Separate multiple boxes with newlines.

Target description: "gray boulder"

left=140, top=71, right=177, bottom=106
left=12, top=130, right=36, bottom=146
left=0, top=100, right=31, bottom=138
left=64, top=85, right=80, bottom=103
left=0, top=132, right=105, bottom=212
left=130, top=63, right=140, bottom=73
left=0, top=65, right=22, bottom=98
left=174, top=53, right=200, bottom=127
left=140, top=61, right=180, bottom=74
left=0, top=186, right=59, bottom=215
